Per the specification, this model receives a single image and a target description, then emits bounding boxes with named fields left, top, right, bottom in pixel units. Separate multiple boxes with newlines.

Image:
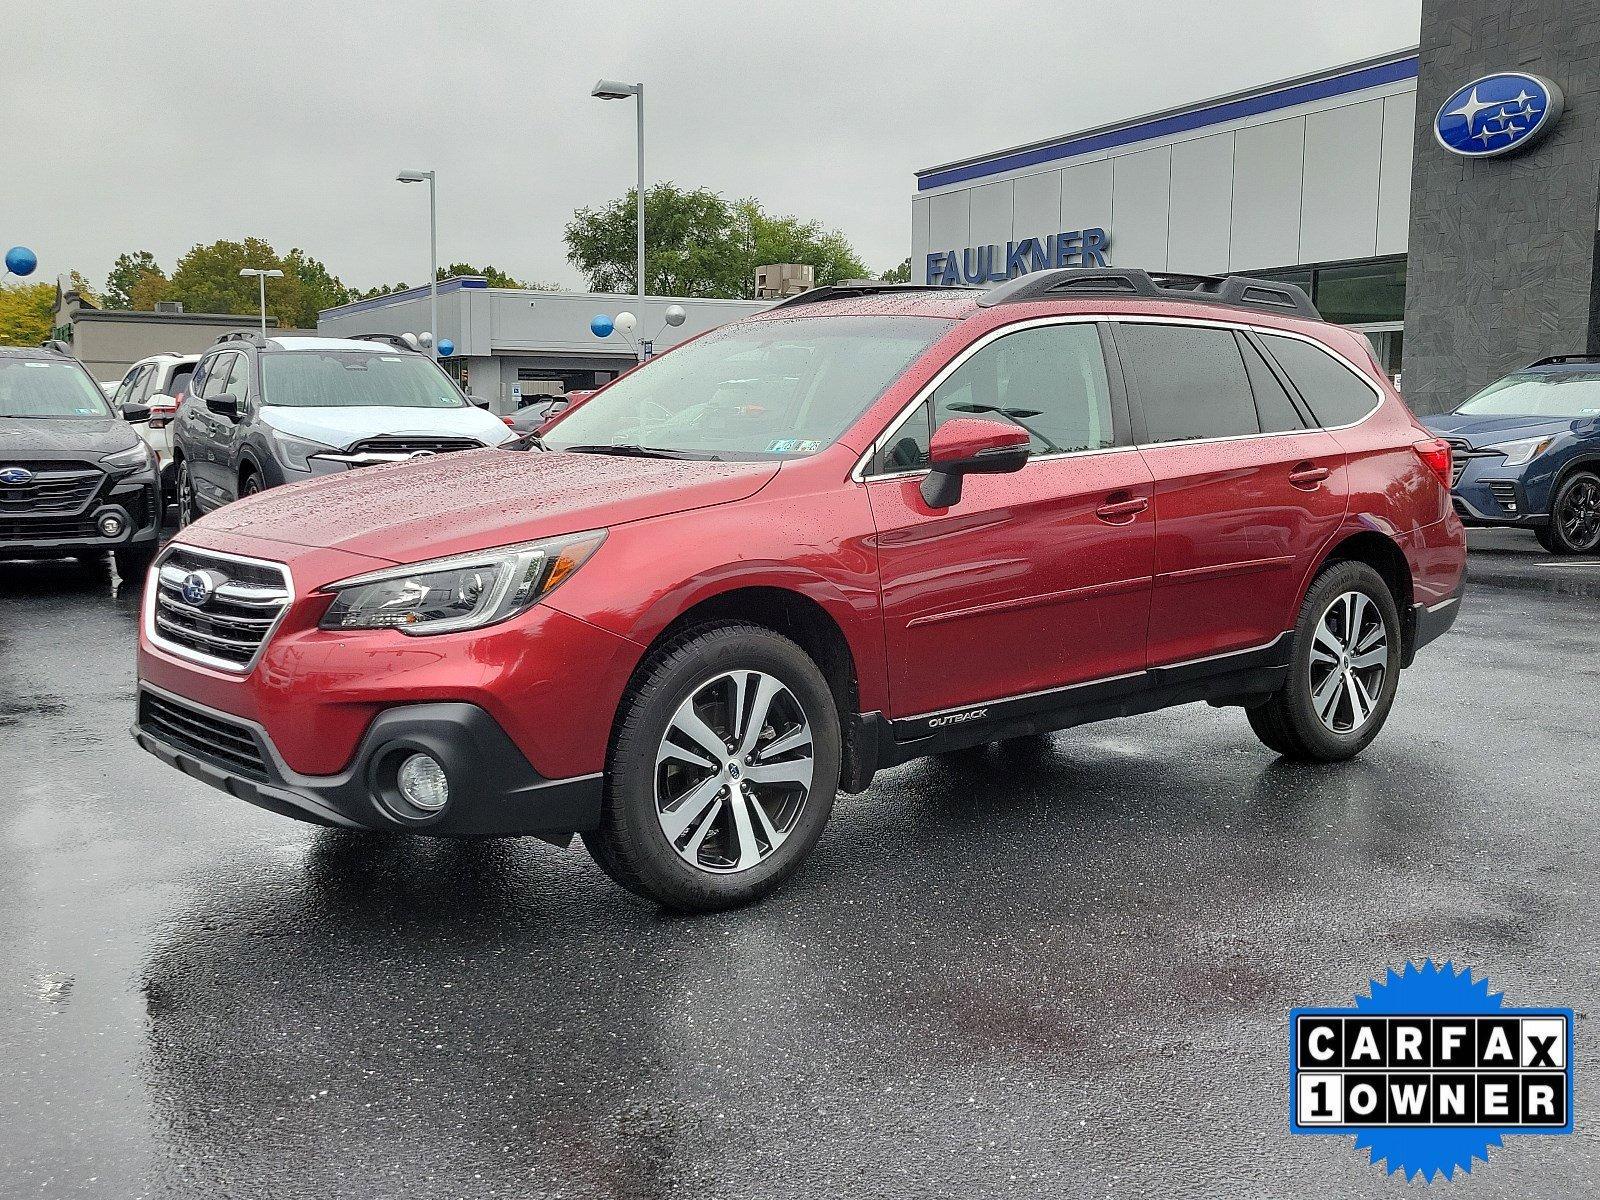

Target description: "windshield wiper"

left=561, top=444, right=698, bottom=460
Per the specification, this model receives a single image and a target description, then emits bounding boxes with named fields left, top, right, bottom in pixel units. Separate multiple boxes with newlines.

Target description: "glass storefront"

left=1253, top=255, right=1406, bottom=379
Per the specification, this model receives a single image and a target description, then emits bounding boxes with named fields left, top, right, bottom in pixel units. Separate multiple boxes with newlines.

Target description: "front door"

left=865, top=320, right=1156, bottom=718
left=1111, top=320, right=1349, bottom=666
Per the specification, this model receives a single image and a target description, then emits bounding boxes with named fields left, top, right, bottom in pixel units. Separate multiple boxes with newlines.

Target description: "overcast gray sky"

left=6, top=0, right=1421, bottom=295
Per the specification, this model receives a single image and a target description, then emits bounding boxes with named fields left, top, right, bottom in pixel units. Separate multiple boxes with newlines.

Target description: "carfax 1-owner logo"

left=1290, top=961, right=1574, bottom=1182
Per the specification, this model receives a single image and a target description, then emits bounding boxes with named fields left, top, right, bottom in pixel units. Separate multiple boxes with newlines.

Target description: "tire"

left=583, top=622, right=840, bottom=911
left=240, top=470, right=262, bottom=498
left=113, top=544, right=157, bottom=582
left=1534, top=524, right=1561, bottom=554
left=1543, top=471, right=1600, bottom=554
left=1246, top=561, right=1402, bottom=762
left=175, top=459, right=200, bottom=527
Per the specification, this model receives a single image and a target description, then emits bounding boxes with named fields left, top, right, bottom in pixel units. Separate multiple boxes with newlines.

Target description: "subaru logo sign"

left=0, top=466, right=34, bottom=485
left=180, top=572, right=214, bottom=606
left=1434, top=72, right=1564, bottom=159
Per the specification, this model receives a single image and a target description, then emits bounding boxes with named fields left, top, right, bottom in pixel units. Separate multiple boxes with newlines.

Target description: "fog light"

left=396, top=753, right=448, bottom=812
left=98, top=513, right=125, bottom=537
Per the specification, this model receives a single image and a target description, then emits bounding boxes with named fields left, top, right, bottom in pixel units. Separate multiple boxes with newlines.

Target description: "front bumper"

left=0, top=472, right=160, bottom=555
left=133, top=684, right=601, bottom=838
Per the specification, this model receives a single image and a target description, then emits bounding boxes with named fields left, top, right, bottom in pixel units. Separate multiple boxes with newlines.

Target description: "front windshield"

left=260, top=350, right=468, bottom=409
left=1455, top=371, right=1600, bottom=419
left=0, top=358, right=114, bottom=419
left=542, top=315, right=954, bottom=459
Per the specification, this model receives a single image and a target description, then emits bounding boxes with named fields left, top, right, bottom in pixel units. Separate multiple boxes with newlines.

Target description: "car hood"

left=191, top=447, right=781, bottom=563
left=1420, top=412, right=1583, bottom=444
left=0, top=416, right=138, bottom=458
left=259, top=404, right=511, bottom=450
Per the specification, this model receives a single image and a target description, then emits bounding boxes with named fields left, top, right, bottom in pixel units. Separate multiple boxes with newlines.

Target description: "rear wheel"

left=1544, top=471, right=1600, bottom=554
left=583, top=623, right=839, bottom=911
left=175, top=459, right=199, bottom=527
left=1246, top=561, right=1401, bottom=761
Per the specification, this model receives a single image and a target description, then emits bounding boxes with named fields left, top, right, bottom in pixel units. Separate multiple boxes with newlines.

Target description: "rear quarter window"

left=1259, top=334, right=1380, bottom=427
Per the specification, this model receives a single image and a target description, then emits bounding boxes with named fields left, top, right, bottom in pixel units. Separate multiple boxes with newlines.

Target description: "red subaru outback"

left=134, top=269, right=1465, bottom=911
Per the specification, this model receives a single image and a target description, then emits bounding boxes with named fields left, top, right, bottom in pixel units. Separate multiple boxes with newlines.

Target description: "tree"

left=282, top=248, right=353, bottom=325
left=564, top=183, right=871, bottom=299
left=104, top=251, right=166, bottom=309
left=0, top=282, right=55, bottom=346
left=880, top=257, right=912, bottom=283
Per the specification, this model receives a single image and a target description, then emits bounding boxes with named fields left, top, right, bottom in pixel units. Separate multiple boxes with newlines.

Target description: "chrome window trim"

left=143, top=542, right=295, bottom=675
left=851, top=312, right=1385, bottom=483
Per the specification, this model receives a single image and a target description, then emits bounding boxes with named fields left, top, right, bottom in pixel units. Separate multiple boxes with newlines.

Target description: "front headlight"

left=102, top=442, right=153, bottom=471
left=272, top=427, right=340, bottom=471
left=1489, top=434, right=1556, bottom=467
left=319, top=530, right=606, bottom=635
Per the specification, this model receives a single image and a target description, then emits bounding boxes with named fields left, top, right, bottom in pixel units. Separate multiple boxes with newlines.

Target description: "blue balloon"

left=5, top=246, right=38, bottom=277
left=590, top=314, right=614, bottom=338
left=436, top=338, right=454, bottom=357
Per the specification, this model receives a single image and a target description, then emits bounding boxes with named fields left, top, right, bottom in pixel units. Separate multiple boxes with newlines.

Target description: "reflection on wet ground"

left=2, top=536, right=1596, bottom=1198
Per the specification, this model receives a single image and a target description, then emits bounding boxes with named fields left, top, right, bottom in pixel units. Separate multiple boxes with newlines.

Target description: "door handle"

left=1289, top=462, right=1330, bottom=489
left=1095, top=494, right=1149, bottom=523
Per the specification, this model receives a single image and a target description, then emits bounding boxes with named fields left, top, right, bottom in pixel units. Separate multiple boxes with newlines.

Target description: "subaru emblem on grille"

left=180, top=572, right=215, bottom=606
left=0, top=467, right=34, bottom=485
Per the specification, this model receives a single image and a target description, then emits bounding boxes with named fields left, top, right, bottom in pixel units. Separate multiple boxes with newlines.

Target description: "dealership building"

left=318, top=278, right=766, bottom=413
left=911, top=0, right=1600, bottom=415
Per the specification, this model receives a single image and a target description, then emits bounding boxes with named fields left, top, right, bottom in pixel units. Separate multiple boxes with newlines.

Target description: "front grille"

left=0, top=515, right=99, bottom=541
left=0, top=461, right=104, bottom=515
left=150, top=546, right=291, bottom=670
left=139, top=690, right=268, bottom=780
left=347, top=435, right=484, bottom=456
left=1487, top=481, right=1519, bottom=511
left=1445, top=440, right=1470, bottom=486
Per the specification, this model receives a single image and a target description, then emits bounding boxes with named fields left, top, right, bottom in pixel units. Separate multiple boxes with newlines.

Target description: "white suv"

left=110, top=353, right=199, bottom=507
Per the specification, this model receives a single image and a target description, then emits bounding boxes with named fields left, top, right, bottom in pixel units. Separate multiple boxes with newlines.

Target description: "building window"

left=1250, top=256, right=1406, bottom=326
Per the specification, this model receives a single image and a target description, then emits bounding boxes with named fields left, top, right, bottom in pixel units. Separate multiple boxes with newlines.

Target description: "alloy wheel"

left=1558, top=478, right=1600, bottom=551
left=1308, top=591, right=1389, bottom=734
left=177, top=466, right=194, bottom=527
left=654, top=669, right=814, bottom=874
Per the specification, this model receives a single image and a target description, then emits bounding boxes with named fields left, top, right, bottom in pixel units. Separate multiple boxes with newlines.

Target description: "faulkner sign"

left=925, top=227, right=1111, bottom=285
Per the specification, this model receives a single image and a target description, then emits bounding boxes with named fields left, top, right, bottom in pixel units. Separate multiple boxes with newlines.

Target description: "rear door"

left=1112, top=320, right=1348, bottom=667
left=865, top=319, right=1156, bottom=717
left=186, top=351, right=239, bottom=506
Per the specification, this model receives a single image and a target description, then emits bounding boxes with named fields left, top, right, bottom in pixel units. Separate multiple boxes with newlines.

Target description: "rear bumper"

left=1408, top=578, right=1465, bottom=664
left=133, top=684, right=601, bottom=838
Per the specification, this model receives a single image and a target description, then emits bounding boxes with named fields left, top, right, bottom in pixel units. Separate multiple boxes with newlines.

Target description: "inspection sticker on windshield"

left=1290, top=961, right=1574, bottom=1182
left=766, top=439, right=821, bottom=453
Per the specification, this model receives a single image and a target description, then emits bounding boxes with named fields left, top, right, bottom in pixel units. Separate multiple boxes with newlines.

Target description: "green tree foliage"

left=564, top=183, right=871, bottom=299
left=0, top=282, right=56, bottom=346
left=104, top=251, right=167, bottom=309
left=880, top=257, right=912, bottom=283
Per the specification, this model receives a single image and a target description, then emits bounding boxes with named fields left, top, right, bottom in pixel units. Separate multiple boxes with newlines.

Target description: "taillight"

left=502, top=416, right=516, bottom=427
left=1414, top=438, right=1453, bottom=489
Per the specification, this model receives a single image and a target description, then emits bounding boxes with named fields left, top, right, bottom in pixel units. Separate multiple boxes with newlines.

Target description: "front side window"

left=875, top=322, right=1115, bottom=473
left=1260, top=333, right=1379, bottom=427
left=260, top=350, right=468, bottom=409
left=1454, top=370, right=1600, bottom=419
left=0, top=358, right=114, bottom=419
left=542, top=316, right=953, bottom=460
left=1117, top=323, right=1259, bottom=443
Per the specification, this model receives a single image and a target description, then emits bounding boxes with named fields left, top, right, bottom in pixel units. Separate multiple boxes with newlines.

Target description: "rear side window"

left=1117, top=323, right=1259, bottom=443
left=1239, top=335, right=1307, bottom=433
left=1259, top=334, right=1379, bottom=427
left=874, top=322, right=1115, bottom=473
left=167, top=364, right=194, bottom=398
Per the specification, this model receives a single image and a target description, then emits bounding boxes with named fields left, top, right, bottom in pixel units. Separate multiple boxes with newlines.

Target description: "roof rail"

left=766, top=281, right=980, bottom=312
left=1526, top=354, right=1600, bottom=368
left=215, top=330, right=268, bottom=347
left=978, top=267, right=1320, bottom=320
left=38, top=339, right=72, bottom=356
left=347, top=332, right=424, bottom=352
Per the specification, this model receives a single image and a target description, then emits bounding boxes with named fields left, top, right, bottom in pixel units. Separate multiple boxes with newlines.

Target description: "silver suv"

left=171, top=332, right=512, bottom=523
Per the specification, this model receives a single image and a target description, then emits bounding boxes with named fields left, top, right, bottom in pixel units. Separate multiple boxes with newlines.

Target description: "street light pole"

left=238, top=267, right=284, bottom=337
left=397, top=170, right=439, bottom=358
left=592, top=80, right=646, bottom=362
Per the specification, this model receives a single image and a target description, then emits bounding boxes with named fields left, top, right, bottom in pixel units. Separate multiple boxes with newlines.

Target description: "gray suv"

left=171, top=332, right=511, bottom=523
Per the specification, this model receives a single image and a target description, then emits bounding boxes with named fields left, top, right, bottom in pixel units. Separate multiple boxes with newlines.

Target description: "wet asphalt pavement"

left=2, top=529, right=1597, bottom=1198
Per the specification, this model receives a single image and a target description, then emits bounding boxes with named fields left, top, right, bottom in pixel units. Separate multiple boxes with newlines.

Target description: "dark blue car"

left=1422, top=355, right=1600, bottom=554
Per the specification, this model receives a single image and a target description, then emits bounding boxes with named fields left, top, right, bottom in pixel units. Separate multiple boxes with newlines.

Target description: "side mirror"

left=920, top=417, right=1031, bottom=508
left=205, top=394, right=241, bottom=420
left=121, top=401, right=151, bottom=424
